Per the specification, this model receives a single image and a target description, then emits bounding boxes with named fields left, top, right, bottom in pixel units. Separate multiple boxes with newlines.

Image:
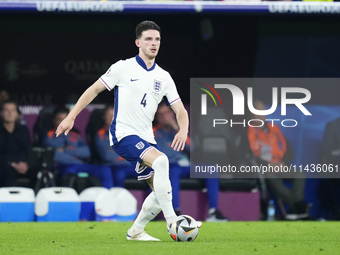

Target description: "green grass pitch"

left=0, top=221, right=339, bottom=255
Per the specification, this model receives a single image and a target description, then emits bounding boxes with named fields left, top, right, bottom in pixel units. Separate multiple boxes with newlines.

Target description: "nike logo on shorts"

left=131, top=79, right=139, bottom=82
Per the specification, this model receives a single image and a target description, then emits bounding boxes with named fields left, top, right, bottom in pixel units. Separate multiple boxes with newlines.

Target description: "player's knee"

left=152, top=154, right=169, bottom=174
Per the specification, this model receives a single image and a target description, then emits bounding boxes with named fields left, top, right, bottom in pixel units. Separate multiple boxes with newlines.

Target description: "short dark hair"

left=0, top=101, right=20, bottom=125
left=52, top=106, right=69, bottom=120
left=135, top=20, right=161, bottom=39
left=0, top=100, right=18, bottom=111
left=0, top=100, right=20, bottom=114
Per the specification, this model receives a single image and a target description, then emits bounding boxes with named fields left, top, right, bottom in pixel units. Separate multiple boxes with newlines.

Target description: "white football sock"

left=152, top=155, right=177, bottom=226
left=128, top=192, right=161, bottom=236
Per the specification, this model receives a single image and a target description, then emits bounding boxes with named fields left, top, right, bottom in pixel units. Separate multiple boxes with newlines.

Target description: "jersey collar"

left=135, top=55, right=156, bottom=71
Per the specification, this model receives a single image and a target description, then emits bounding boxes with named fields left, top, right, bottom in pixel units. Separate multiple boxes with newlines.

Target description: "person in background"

left=247, top=99, right=310, bottom=220
left=154, top=102, right=228, bottom=222
left=0, top=89, right=11, bottom=104
left=42, top=106, right=114, bottom=189
left=0, top=101, right=34, bottom=187
left=320, top=117, right=340, bottom=220
left=94, top=106, right=137, bottom=187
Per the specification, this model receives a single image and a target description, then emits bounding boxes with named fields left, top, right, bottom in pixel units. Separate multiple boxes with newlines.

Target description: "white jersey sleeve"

left=164, top=73, right=180, bottom=106
left=100, top=60, right=124, bottom=91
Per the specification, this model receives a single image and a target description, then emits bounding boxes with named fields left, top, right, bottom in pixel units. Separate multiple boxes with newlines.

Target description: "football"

left=168, top=215, right=199, bottom=242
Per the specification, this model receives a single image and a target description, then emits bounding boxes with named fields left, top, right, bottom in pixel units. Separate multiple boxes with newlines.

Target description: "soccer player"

left=56, top=21, right=201, bottom=241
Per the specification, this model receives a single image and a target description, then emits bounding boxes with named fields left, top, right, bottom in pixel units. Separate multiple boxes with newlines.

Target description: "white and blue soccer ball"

left=169, top=215, right=199, bottom=242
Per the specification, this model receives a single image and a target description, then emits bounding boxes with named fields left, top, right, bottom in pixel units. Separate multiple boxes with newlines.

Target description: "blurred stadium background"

left=2, top=1, right=340, bottom=106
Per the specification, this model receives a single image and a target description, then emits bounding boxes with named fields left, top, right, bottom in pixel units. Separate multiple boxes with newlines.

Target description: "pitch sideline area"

left=0, top=222, right=338, bottom=255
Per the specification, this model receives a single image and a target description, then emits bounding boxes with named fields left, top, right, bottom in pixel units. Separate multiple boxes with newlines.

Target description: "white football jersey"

left=100, top=55, right=180, bottom=145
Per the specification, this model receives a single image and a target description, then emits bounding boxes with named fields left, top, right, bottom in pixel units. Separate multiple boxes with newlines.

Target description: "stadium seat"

left=95, top=187, right=137, bottom=222
left=35, top=187, right=80, bottom=222
left=0, top=187, right=35, bottom=222
left=79, top=187, right=108, bottom=221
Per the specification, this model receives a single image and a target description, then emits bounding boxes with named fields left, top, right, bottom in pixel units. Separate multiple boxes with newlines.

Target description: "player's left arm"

left=170, top=101, right=189, bottom=151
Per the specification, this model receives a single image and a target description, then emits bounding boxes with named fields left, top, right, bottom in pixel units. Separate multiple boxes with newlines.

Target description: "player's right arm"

left=55, top=80, right=106, bottom=137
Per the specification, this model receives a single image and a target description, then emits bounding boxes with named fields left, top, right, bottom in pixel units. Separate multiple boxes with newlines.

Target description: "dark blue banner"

left=1, top=1, right=340, bottom=14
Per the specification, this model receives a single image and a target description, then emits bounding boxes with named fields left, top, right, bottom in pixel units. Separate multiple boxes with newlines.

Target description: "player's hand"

left=55, top=117, right=74, bottom=137
left=171, top=130, right=187, bottom=151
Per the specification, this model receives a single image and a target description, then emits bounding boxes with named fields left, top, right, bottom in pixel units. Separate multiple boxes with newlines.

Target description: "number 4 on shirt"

left=140, top=93, right=147, bottom=107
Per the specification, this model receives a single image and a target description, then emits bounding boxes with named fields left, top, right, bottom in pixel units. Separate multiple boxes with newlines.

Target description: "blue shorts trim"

left=111, top=135, right=161, bottom=181
left=138, top=169, right=155, bottom=181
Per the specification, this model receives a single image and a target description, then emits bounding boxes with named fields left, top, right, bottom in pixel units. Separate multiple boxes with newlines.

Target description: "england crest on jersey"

left=154, top=79, right=162, bottom=92
left=135, top=141, right=145, bottom=150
